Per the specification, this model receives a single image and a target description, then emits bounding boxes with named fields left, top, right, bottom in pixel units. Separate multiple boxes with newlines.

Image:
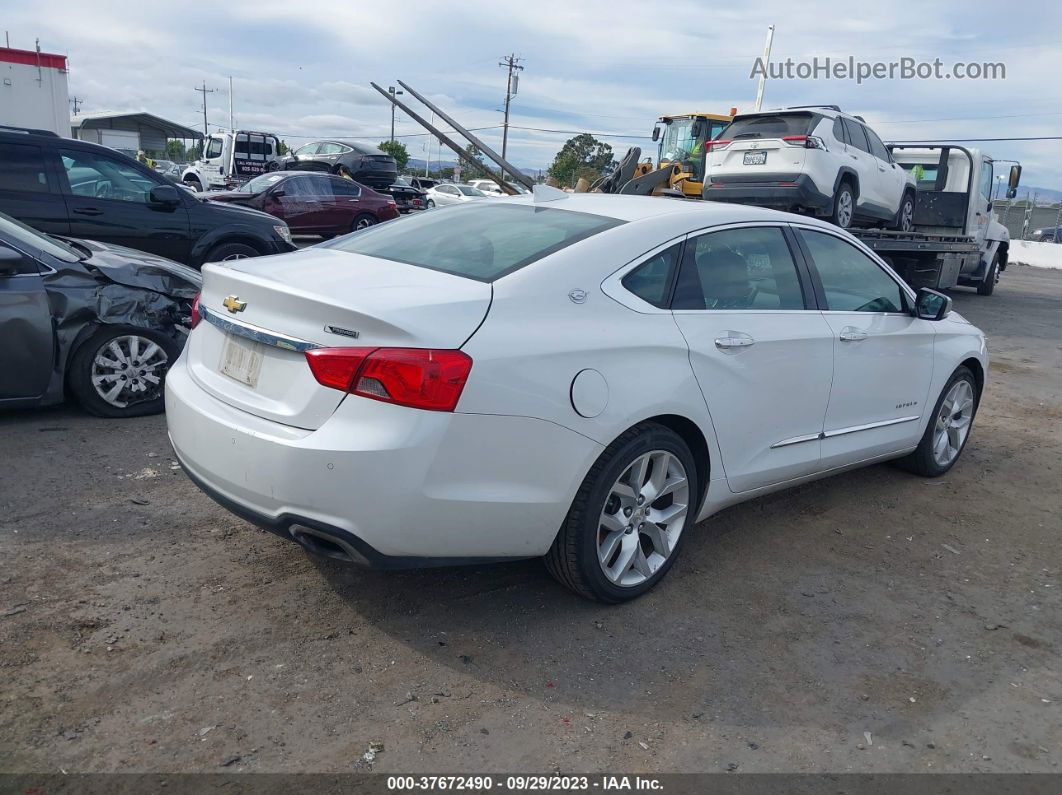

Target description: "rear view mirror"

left=915, top=287, right=952, bottom=321
left=651, top=126, right=660, bottom=142
left=1006, top=164, right=1022, bottom=199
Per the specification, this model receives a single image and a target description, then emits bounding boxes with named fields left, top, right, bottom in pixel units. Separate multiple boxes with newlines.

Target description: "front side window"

left=457, top=186, right=486, bottom=197
left=673, top=226, right=806, bottom=311
left=205, top=138, right=224, bottom=159
left=622, top=244, right=681, bottom=308
left=326, top=203, right=624, bottom=281
left=979, top=160, right=994, bottom=201
left=0, top=143, right=52, bottom=194
left=865, top=128, right=891, bottom=162
left=59, top=149, right=158, bottom=203
left=294, top=143, right=319, bottom=157
left=800, top=229, right=906, bottom=313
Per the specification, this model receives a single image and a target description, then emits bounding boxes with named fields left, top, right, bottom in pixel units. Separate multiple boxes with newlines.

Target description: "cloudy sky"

left=6, top=0, right=1062, bottom=187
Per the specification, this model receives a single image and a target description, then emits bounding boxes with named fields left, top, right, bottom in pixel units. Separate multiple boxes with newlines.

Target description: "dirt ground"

left=1, top=265, right=1059, bottom=775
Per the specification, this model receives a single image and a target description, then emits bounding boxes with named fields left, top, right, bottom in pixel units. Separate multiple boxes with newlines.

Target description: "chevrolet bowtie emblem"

left=222, top=295, right=247, bottom=314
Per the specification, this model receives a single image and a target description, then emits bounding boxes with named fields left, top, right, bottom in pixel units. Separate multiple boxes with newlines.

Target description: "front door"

left=840, top=118, right=882, bottom=216
left=0, top=242, right=53, bottom=401
left=670, top=224, right=835, bottom=492
left=56, top=147, right=192, bottom=262
left=795, top=226, right=937, bottom=468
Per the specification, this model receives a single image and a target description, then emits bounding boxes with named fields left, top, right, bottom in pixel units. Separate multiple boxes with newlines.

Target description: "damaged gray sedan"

left=0, top=212, right=200, bottom=418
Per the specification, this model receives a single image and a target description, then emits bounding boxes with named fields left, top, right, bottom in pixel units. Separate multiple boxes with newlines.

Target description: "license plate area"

left=743, top=151, right=767, bottom=166
left=219, top=334, right=264, bottom=388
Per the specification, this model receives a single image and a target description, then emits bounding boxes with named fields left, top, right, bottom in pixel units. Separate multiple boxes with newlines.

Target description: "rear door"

left=865, top=126, right=905, bottom=218
left=839, top=118, right=881, bottom=215
left=0, top=140, right=70, bottom=235
left=670, top=223, right=835, bottom=492
left=56, top=147, right=192, bottom=261
left=0, top=240, right=53, bottom=401
left=794, top=225, right=936, bottom=467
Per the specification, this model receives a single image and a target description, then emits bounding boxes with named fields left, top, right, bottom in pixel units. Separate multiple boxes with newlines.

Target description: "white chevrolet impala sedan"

left=166, top=190, right=987, bottom=602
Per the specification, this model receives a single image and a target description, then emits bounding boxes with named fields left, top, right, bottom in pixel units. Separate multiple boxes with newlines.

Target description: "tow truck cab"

left=182, top=131, right=282, bottom=192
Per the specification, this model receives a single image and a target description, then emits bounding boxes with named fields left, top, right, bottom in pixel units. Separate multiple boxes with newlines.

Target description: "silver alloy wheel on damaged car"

left=90, top=334, right=170, bottom=408
left=898, top=195, right=915, bottom=232
left=597, top=450, right=690, bottom=587
left=932, top=379, right=975, bottom=467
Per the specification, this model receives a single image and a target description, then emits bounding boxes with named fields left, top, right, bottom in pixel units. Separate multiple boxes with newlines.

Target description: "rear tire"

left=545, top=422, right=699, bottom=603
left=831, top=180, right=855, bottom=229
left=894, top=366, right=979, bottom=477
left=352, top=213, right=378, bottom=232
left=425, top=199, right=436, bottom=209
left=68, top=325, right=180, bottom=418
left=977, top=253, right=999, bottom=295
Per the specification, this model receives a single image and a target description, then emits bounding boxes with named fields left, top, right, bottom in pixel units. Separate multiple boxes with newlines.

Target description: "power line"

left=193, top=82, right=216, bottom=139
left=499, top=53, right=524, bottom=160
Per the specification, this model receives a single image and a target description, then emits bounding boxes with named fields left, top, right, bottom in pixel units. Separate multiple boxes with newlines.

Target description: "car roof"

left=501, top=192, right=837, bottom=228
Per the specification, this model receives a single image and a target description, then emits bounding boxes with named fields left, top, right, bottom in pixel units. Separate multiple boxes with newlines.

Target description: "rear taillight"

left=305, top=348, right=473, bottom=412
left=190, top=293, right=201, bottom=329
left=783, top=135, right=827, bottom=150
left=706, top=139, right=732, bottom=152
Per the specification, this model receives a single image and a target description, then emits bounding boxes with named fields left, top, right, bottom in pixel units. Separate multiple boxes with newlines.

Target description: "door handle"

left=715, top=334, right=755, bottom=350
left=850, top=154, right=858, bottom=160
left=73, top=207, right=103, bottom=216
left=839, top=326, right=868, bottom=342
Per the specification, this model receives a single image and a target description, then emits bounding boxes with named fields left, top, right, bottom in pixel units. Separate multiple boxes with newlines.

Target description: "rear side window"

left=842, top=119, right=871, bottom=153
left=622, top=244, right=681, bottom=307
left=832, top=118, right=849, bottom=145
left=718, top=113, right=816, bottom=140
left=673, top=227, right=806, bottom=311
left=0, top=143, right=52, bottom=194
left=330, top=177, right=361, bottom=196
left=327, top=203, right=624, bottom=281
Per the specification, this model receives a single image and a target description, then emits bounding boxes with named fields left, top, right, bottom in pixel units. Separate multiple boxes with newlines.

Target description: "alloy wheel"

left=932, top=380, right=975, bottom=467
left=900, top=198, right=914, bottom=231
left=597, top=450, right=690, bottom=587
left=836, top=189, right=854, bottom=228
left=90, top=335, right=169, bottom=408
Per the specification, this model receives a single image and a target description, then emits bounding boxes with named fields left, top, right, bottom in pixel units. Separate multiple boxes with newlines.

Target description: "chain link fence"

left=992, top=198, right=1062, bottom=242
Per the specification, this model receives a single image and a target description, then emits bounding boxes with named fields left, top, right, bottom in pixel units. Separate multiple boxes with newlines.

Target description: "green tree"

left=458, top=143, right=488, bottom=180
left=378, top=140, right=410, bottom=171
left=164, top=140, right=187, bottom=161
left=277, top=139, right=289, bottom=156
left=547, top=133, right=613, bottom=187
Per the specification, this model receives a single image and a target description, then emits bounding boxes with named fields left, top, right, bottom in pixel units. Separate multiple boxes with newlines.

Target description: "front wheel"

left=892, top=192, right=915, bottom=231
left=977, top=253, right=1000, bottom=295
left=206, top=241, right=260, bottom=263
left=831, top=181, right=855, bottom=229
left=895, top=366, right=979, bottom=477
left=68, top=325, right=181, bottom=418
left=545, top=422, right=699, bottom=603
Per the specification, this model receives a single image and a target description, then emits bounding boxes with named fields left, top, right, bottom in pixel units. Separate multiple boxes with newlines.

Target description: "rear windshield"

left=719, top=112, right=817, bottom=140
left=325, top=203, right=624, bottom=281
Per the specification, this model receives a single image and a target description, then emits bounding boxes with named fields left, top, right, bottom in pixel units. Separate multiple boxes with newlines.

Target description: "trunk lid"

left=187, top=247, right=492, bottom=429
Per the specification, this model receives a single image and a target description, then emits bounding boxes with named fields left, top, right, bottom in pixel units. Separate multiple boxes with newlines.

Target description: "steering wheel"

left=95, top=180, right=113, bottom=199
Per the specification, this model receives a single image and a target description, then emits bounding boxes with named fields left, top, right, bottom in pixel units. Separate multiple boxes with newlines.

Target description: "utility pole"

left=499, top=54, right=524, bottom=161
left=753, top=25, right=775, bottom=112
left=70, top=96, right=83, bottom=115
left=388, top=86, right=403, bottom=142
left=228, top=76, right=234, bottom=131
left=194, top=81, right=216, bottom=139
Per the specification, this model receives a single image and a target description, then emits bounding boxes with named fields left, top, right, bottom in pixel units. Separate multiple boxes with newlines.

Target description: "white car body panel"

left=166, top=194, right=987, bottom=564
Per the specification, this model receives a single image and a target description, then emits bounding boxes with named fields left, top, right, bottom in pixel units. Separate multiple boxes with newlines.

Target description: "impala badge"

left=222, top=295, right=247, bottom=314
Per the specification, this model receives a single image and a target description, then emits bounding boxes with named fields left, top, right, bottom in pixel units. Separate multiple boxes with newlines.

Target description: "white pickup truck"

left=852, top=144, right=1021, bottom=296
left=182, top=130, right=282, bottom=192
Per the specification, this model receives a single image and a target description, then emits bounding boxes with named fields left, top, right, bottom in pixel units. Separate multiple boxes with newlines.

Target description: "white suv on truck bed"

left=703, top=106, right=916, bottom=231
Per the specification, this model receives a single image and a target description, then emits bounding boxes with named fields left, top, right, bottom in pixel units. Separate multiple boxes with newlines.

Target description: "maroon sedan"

left=201, top=171, right=399, bottom=237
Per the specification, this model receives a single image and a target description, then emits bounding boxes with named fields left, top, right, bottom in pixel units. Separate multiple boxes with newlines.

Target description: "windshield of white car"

left=238, top=173, right=287, bottom=193
left=458, top=185, right=486, bottom=196
left=324, top=203, right=624, bottom=281
left=721, top=112, right=816, bottom=140
left=0, top=211, right=83, bottom=262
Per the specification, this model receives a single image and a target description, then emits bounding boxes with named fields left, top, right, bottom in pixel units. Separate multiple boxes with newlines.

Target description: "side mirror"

left=269, top=189, right=286, bottom=198
left=986, top=201, right=993, bottom=211
left=651, top=126, right=660, bottom=142
left=149, top=184, right=181, bottom=208
left=915, top=287, right=952, bottom=321
left=0, top=246, right=29, bottom=277
left=1006, top=164, right=1022, bottom=199
left=690, top=120, right=704, bottom=139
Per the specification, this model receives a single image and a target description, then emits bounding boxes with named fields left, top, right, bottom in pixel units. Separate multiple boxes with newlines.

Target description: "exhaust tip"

left=289, top=524, right=370, bottom=566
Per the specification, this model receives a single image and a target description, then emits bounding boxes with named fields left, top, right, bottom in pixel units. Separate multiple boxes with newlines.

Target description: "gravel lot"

left=1, top=265, right=1059, bottom=774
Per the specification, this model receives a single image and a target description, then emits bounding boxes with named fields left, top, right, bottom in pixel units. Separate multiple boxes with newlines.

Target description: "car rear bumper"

left=703, top=173, right=832, bottom=212
left=165, top=354, right=602, bottom=566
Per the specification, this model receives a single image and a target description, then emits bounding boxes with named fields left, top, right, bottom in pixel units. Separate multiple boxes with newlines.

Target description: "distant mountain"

left=406, top=157, right=541, bottom=177
left=1009, top=185, right=1062, bottom=204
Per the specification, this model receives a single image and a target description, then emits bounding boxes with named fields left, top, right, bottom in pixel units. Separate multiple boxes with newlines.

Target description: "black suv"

left=0, top=127, right=297, bottom=267
left=280, top=140, right=398, bottom=191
